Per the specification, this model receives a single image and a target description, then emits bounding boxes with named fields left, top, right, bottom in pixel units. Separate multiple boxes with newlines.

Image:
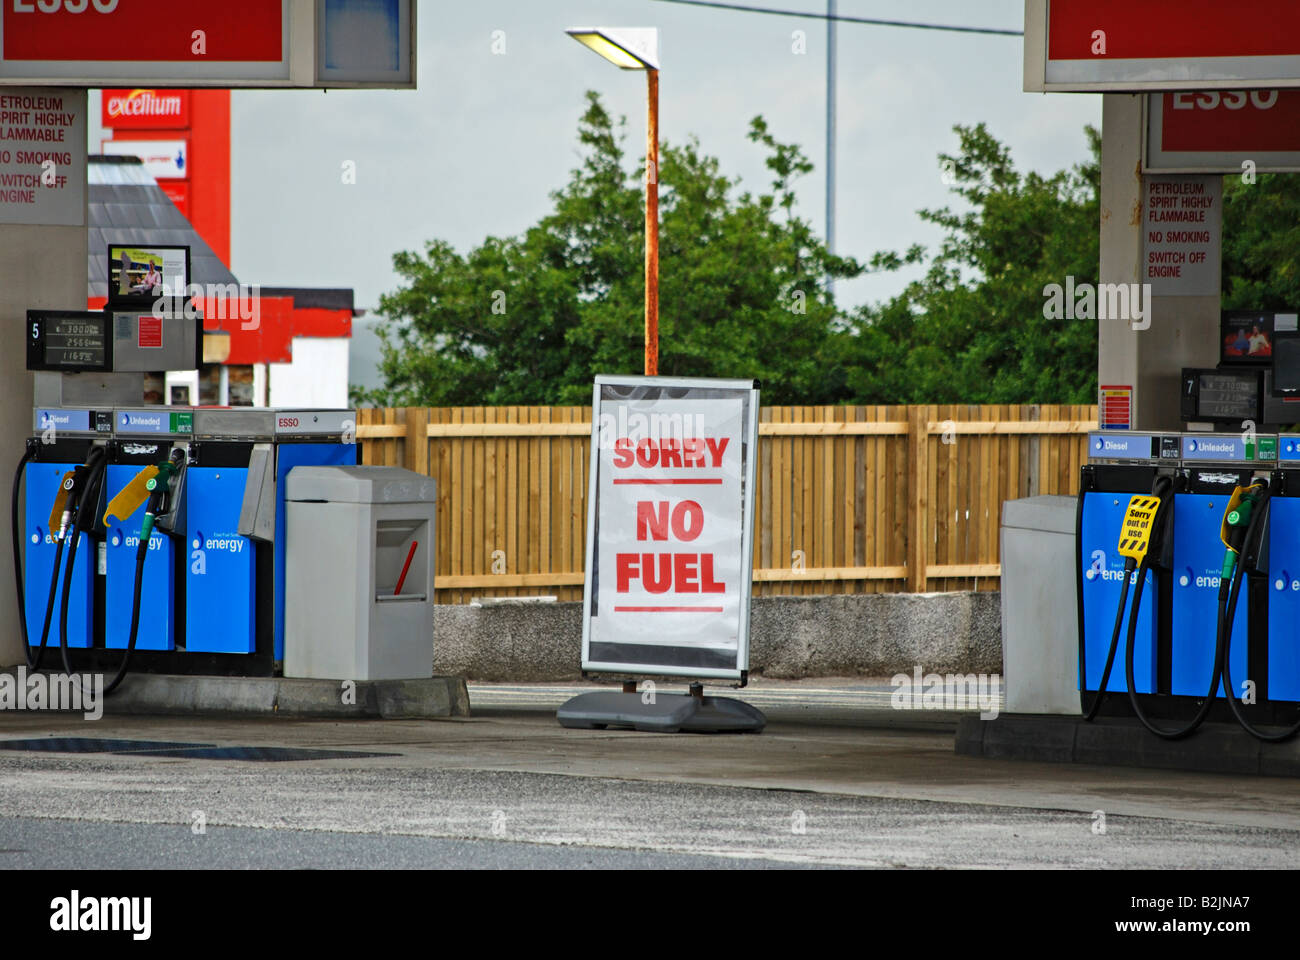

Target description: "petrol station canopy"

left=1024, top=0, right=1300, bottom=92
left=0, top=0, right=414, bottom=89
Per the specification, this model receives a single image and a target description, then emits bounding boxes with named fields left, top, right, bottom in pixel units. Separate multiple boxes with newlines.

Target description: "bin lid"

left=1001, top=495, right=1076, bottom=535
left=284, top=465, right=437, bottom=504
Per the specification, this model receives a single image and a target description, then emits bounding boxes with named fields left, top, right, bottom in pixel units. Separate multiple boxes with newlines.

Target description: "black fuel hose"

left=9, top=447, right=60, bottom=671
left=31, top=540, right=65, bottom=672
left=57, top=451, right=108, bottom=690
left=1083, top=555, right=1135, bottom=721
left=1124, top=551, right=1226, bottom=741
left=1219, top=513, right=1300, bottom=742
left=59, top=452, right=160, bottom=697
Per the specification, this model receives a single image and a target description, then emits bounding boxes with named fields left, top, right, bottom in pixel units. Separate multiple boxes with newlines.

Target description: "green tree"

left=847, top=122, right=1102, bottom=404
left=360, top=93, right=860, bottom=407
left=1222, top=173, right=1300, bottom=309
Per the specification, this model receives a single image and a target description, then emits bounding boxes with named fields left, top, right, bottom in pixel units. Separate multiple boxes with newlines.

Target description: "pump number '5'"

left=12, top=1, right=120, bottom=13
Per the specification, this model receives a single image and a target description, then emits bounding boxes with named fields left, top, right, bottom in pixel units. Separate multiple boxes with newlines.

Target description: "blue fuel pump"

left=62, top=447, right=188, bottom=694
left=11, top=442, right=100, bottom=669
left=1219, top=484, right=1300, bottom=741
left=1077, top=433, right=1292, bottom=742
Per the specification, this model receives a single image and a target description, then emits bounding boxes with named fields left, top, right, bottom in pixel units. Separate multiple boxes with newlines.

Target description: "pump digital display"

left=26, top=310, right=112, bottom=373
left=1199, top=374, right=1259, bottom=419
left=1182, top=367, right=1264, bottom=424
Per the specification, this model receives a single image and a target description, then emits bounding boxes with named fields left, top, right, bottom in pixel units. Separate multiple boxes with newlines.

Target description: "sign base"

left=556, top=691, right=765, bottom=734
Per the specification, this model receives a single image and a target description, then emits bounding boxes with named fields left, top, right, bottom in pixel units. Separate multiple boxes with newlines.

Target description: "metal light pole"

left=566, top=27, right=662, bottom=376
left=644, top=67, right=659, bottom=375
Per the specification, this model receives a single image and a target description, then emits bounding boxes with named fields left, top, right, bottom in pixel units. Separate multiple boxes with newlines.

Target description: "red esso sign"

left=4, top=0, right=283, bottom=64
left=278, top=417, right=299, bottom=429
left=1161, top=89, right=1300, bottom=153
left=12, top=1, right=119, bottom=11
left=1171, top=91, right=1279, bottom=111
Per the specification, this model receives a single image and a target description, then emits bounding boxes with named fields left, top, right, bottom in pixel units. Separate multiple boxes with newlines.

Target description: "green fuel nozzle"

left=1221, top=485, right=1266, bottom=580
left=140, top=449, right=186, bottom=543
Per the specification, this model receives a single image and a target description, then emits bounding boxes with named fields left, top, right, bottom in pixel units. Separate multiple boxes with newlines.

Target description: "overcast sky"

left=91, top=1, right=1101, bottom=388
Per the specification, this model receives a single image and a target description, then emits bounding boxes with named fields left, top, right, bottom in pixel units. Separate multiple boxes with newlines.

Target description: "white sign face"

left=0, top=86, right=84, bottom=225
left=1142, top=175, right=1222, bottom=297
left=102, top=138, right=187, bottom=179
left=583, top=379, right=759, bottom=680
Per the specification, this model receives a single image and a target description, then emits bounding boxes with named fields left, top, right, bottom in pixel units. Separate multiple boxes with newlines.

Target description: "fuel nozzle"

left=48, top=449, right=107, bottom=542
left=1220, top=483, right=1268, bottom=582
left=50, top=471, right=77, bottom=541
left=140, top=448, right=186, bottom=542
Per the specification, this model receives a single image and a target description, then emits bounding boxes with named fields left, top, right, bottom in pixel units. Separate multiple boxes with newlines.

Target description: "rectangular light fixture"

left=566, top=27, right=659, bottom=70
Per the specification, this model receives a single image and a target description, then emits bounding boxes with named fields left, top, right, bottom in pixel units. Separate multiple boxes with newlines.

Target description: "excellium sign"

left=102, top=89, right=188, bottom=127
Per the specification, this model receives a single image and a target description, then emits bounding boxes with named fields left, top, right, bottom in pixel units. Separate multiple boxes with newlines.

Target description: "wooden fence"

left=356, top=405, right=1097, bottom=603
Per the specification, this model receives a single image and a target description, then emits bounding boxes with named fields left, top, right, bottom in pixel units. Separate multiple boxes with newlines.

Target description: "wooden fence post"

left=404, top=407, right=429, bottom=475
left=907, top=406, right=929, bottom=593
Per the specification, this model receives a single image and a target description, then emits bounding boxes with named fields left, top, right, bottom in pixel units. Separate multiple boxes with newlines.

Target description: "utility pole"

left=825, top=0, right=836, bottom=294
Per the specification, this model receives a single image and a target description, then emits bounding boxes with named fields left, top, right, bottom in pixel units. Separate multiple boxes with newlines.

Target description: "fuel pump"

left=10, top=442, right=106, bottom=670
left=1122, top=480, right=1268, bottom=740
left=14, top=244, right=357, bottom=690
left=1083, top=480, right=1171, bottom=721
left=64, top=447, right=188, bottom=694
left=1217, top=484, right=1300, bottom=740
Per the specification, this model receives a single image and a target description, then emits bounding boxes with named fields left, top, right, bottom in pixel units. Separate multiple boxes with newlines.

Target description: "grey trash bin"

left=1000, top=495, right=1080, bottom=715
left=284, top=465, right=437, bottom=680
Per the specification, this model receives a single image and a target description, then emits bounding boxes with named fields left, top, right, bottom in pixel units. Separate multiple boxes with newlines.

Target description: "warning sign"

left=1100, top=385, right=1132, bottom=430
left=0, top=87, right=84, bottom=225
left=137, top=315, right=162, bottom=348
left=1142, top=174, right=1221, bottom=297
left=582, top=377, right=759, bottom=680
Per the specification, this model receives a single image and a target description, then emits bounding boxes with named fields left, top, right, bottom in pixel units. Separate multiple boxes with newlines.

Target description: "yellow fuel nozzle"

left=1220, top=483, right=1265, bottom=553
left=1117, top=494, right=1161, bottom=564
left=102, top=464, right=159, bottom=528
left=47, top=471, right=76, bottom=538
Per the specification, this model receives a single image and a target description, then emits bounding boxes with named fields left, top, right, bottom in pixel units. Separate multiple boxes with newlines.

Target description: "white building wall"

left=268, top=337, right=350, bottom=408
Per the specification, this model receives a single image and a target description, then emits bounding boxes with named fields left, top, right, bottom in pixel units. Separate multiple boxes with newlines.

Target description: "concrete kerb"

left=0, top=668, right=469, bottom=719
left=433, top=591, right=1003, bottom=682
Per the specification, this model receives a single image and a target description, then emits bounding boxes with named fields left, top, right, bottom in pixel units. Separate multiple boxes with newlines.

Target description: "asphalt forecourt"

left=1, top=702, right=1298, bottom=870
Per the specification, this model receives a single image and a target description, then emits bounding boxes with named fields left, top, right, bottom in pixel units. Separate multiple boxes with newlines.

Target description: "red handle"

left=394, top=540, right=418, bottom=595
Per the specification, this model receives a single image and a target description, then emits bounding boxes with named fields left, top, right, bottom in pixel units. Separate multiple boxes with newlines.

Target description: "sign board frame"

left=580, top=375, right=760, bottom=683
left=1024, top=0, right=1300, bottom=93
left=0, top=0, right=415, bottom=89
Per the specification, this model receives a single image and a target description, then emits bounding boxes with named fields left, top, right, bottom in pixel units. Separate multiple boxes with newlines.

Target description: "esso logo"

left=12, top=1, right=120, bottom=12
left=1172, top=90, right=1279, bottom=112
left=278, top=417, right=299, bottom=429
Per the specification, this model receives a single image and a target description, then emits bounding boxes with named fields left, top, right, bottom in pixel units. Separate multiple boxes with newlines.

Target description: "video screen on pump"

left=108, top=245, right=189, bottom=302
left=1221, top=311, right=1274, bottom=363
